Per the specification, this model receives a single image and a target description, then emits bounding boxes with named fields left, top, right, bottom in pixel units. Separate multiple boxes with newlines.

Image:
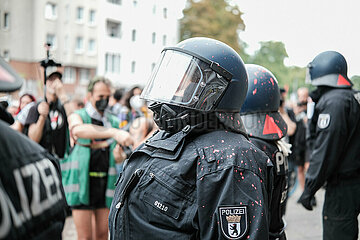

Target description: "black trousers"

left=323, top=178, right=360, bottom=240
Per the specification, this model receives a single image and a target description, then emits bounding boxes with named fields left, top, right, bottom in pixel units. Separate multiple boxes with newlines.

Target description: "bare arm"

left=10, top=121, right=24, bottom=132
left=69, top=112, right=133, bottom=146
left=28, top=115, right=47, bottom=143
left=280, top=110, right=297, bottom=136
left=28, top=102, right=49, bottom=143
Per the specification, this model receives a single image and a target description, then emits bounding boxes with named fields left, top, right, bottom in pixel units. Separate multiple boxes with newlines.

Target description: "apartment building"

left=97, top=0, right=182, bottom=88
left=0, top=0, right=182, bottom=98
left=0, top=0, right=96, bottom=98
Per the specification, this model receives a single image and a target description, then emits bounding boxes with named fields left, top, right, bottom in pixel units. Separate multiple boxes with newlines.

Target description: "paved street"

left=62, top=186, right=358, bottom=239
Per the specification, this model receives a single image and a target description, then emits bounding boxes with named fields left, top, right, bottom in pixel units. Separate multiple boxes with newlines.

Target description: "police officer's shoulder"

left=193, top=130, right=269, bottom=179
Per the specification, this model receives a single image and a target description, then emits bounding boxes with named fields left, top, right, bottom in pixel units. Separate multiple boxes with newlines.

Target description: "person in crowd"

left=109, top=37, right=272, bottom=239
left=0, top=56, right=67, bottom=239
left=298, top=51, right=360, bottom=240
left=240, top=64, right=290, bottom=240
left=64, top=76, right=133, bottom=240
left=0, top=98, right=14, bottom=124
left=293, top=87, right=310, bottom=190
left=109, top=88, right=125, bottom=117
left=120, top=86, right=145, bottom=128
left=24, top=71, right=70, bottom=159
left=11, top=93, right=36, bottom=132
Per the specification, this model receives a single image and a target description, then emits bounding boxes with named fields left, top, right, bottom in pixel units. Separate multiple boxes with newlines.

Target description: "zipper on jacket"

left=114, top=168, right=143, bottom=230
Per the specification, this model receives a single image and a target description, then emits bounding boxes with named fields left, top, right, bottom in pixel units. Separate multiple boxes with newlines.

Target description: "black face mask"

left=309, top=86, right=332, bottom=103
left=95, top=98, right=109, bottom=112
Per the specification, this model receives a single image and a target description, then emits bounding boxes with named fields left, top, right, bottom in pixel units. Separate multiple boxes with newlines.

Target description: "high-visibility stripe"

left=106, top=189, right=115, bottom=198
left=108, top=167, right=117, bottom=176
left=60, top=161, right=79, bottom=171
left=63, top=184, right=79, bottom=193
left=89, top=172, right=107, bottom=177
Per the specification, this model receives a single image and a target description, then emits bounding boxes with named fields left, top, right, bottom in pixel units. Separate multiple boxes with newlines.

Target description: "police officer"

left=0, top=56, right=67, bottom=239
left=109, top=37, right=272, bottom=239
left=240, top=64, right=289, bottom=240
left=298, top=51, right=360, bottom=240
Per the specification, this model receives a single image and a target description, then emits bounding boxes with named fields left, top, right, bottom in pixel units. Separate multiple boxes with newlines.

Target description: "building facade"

left=97, top=0, right=181, bottom=88
left=0, top=0, right=182, bottom=100
left=0, top=0, right=99, bottom=98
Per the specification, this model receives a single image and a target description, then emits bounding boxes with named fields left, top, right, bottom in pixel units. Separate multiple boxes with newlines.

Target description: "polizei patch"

left=218, top=206, right=248, bottom=239
left=317, top=113, right=331, bottom=129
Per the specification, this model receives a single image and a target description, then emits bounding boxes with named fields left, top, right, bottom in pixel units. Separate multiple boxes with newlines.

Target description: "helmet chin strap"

left=149, top=103, right=193, bottom=133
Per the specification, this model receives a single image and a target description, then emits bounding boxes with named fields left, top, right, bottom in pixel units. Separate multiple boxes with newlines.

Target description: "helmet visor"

left=141, top=49, right=228, bottom=111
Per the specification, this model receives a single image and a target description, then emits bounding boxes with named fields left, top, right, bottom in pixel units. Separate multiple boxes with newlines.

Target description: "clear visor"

left=141, top=49, right=228, bottom=111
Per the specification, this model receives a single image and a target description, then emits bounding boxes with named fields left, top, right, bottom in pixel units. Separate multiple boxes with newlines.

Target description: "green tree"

left=248, top=41, right=306, bottom=91
left=180, top=0, right=248, bottom=60
left=351, top=75, right=360, bottom=90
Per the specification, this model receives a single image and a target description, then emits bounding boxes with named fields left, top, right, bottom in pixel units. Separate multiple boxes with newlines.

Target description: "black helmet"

left=306, top=51, right=352, bottom=88
left=0, top=57, right=23, bottom=92
left=141, top=37, right=248, bottom=132
left=240, top=64, right=287, bottom=140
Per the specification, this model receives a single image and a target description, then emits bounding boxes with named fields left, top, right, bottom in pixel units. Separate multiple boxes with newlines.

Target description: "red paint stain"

left=252, top=88, right=257, bottom=95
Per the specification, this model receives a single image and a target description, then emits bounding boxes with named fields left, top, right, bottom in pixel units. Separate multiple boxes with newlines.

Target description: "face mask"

left=130, top=95, right=145, bottom=111
left=95, top=98, right=109, bottom=112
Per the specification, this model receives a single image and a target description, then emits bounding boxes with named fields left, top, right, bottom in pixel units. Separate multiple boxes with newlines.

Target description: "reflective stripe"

left=60, top=161, right=79, bottom=171
left=108, top=167, right=117, bottom=176
left=106, top=189, right=115, bottom=198
left=89, top=172, right=107, bottom=177
left=63, top=184, right=79, bottom=193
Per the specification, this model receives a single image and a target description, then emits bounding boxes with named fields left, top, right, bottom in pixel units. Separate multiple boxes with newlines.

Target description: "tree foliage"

left=180, top=0, right=248, bottom=59
left=351, top=75, right=360, bottom=90
left=180, top=0, right=307, bottom=93
left=247, top=41, right=306, bottom=91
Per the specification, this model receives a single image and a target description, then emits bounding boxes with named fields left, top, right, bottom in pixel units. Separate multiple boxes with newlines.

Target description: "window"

left=46, top=34, right=56, bottom=49
left=131, top=61, right=136, bottom=73
left=132, top=29, right=136, bottom=42
left=80, top=69, right=90, bottom=85
left=75, top=37, right=84, bottom=53
left=88, top=39, right=96, bottom=53
left=76, top=7, right=84, bottom=22
left=63, top=67, right=76, bottom=84
left=44, top=3, right=57, bottom=20
left=106, top=20, right=121, bottom=38
left=162, top=35, right=167, bottom=46
left=105, top=53, right=120, bottom=74
left=89, top=10, right=96, bottom=25
left=152, top=32, right=156, bottom=44
left=163, top=8, right=167, bottom=19
left=108, top=0, right=121, bottom=4
left=3, top=12, right=10, bottom=29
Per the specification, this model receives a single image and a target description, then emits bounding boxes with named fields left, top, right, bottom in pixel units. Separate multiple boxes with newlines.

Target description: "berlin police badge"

left=218, top=206, right=248, bottom=239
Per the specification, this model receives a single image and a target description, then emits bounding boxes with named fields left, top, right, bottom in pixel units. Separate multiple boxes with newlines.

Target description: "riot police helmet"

left=240, top=64, right=287, bottom=140
left=305, top=51, right=353, bottom=88
left=141, top=37, right=248, bottom=132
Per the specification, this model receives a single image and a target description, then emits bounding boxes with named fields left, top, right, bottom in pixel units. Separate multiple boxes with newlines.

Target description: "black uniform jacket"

left=109, top=126, right=272, bottom=240
left=0, top=120, right=67, bottom=239
left=303, top=88, right=360, bottom=199
left=250, top=137, right=288, bottom=239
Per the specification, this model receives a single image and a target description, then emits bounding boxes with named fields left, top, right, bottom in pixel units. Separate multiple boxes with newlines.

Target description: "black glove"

left=298, top=191, right=314, bottom=211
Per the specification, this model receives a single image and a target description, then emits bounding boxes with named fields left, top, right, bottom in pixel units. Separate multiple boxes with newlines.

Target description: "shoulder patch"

left=317, top=113, right=331, bottom=129
left=354, top=92, right=360, bottom=105
left=218, top=206, right=248, bottom=239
